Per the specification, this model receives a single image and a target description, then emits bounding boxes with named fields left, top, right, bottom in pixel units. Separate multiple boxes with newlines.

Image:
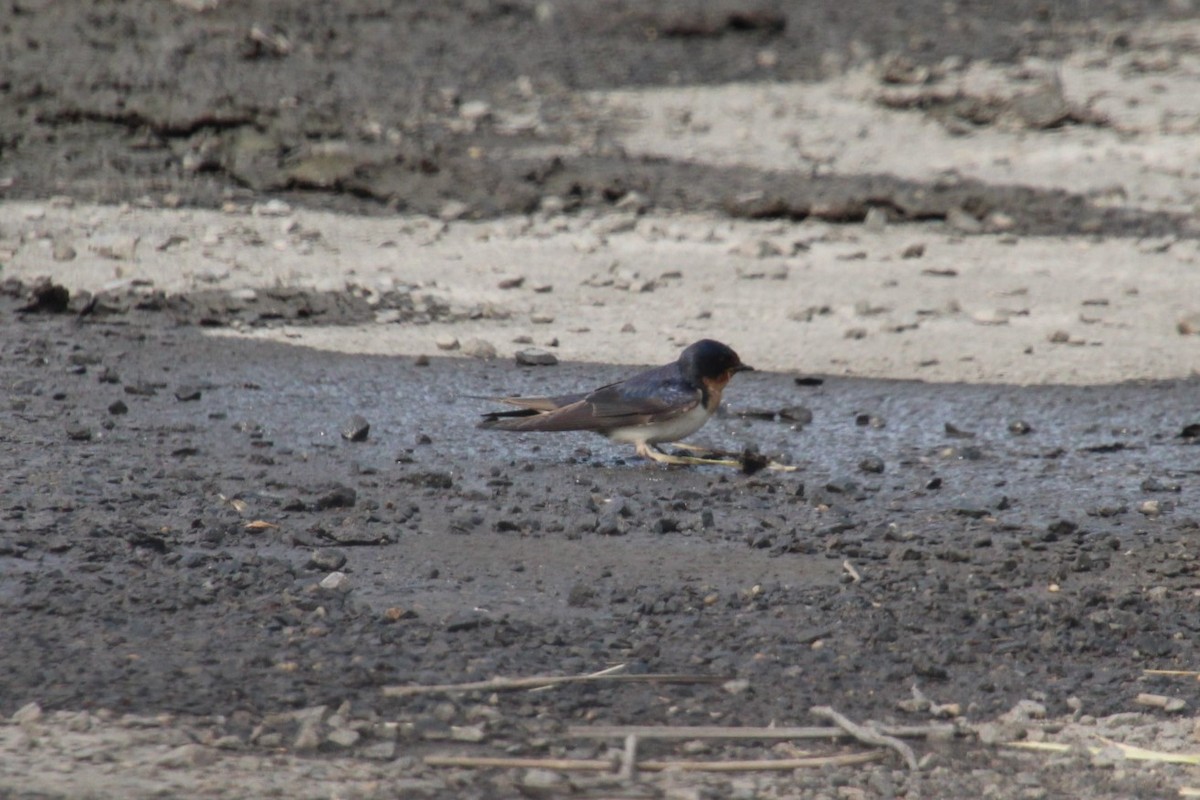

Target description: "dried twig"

left=811, top=706, right=919, bottom=771
left=425, top=751, right=885, bottom=772
left=528, top=663, right=626, bottom=693
left=382, top=672, right=728, bottom=698
left=566, top=723, right=958, bottom=741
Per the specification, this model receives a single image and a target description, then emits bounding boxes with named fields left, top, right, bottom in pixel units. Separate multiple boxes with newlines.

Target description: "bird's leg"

left=635, top=442, right=742, bottom=468
left=650, top=442, right=801, bottom=473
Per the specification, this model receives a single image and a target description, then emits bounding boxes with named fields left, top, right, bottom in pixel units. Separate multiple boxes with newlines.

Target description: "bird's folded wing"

left=481, top=380, right=700, bottom=432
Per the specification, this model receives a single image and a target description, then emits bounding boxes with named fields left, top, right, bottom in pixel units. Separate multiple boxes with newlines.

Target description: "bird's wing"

left=480, top=367, right=701, bottom=433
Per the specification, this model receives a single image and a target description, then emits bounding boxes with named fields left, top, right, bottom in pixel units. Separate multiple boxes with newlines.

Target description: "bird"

left=478, top=339, right=787, bottom=468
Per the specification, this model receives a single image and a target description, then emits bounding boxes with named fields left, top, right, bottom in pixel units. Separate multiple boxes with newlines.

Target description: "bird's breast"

left=606, top=403, right=713, bottom=445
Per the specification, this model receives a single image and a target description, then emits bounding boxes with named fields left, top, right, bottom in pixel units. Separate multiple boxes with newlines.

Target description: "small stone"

left=319, top=571, right=351, bottom=591
left=252, top=199, right=292, bottom=216
left=1048, top=330, right=1071, bottom=344
left=326, top=728, right=360, bottom=748
left=859, top=456, right=885, bottom=474
left=362, top=741, right=396, bottom=760
left=12, top=701, right=42, bottom=724
left=530, top=312, right=555, bottom=324
left=341, top=415, right=370, bottom=442
left=1139, top=500, right=1162, bottom=517
left=947, top=207, right=983, bottom=233
left=450, top=724, right=486, bottom=742
left=52, top=242, right=77, bottom=261
left=438, top=200, right=470, bottom=221
left=89, top=234, right=140, bottom=260
left=316, top=485, right=357, bottom=510
left=497, top=276, right=525, bottom=290
left=844, top=327, right=868, bottom=340
left=308, top=549, right=347, bottom=571
left=1009, top=420, right=1033, bottom=435
left=435, top=334, right=459, bottom=351
left=98, top=366, right=120, bottom=384
left=108, top=400, right=129, bottom=415
left=532, top=283, right=553, bottom=293
left=515, top=348, right=558, bottom=366
left=461, top=338, right=497, bottom=359
left=902, top=243, right=926, bottom=259
left=174, top=386, right=202, bottom=402
left=1177, top=313, right=1200, bottom=335
left=156, top=744, right=219, bottom=768
left=459, top=100, right=492, bottom=123
left=66, top=425, right=92, bottom=442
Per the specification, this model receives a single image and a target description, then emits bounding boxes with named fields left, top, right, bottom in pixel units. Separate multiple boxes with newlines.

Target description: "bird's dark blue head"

left=678, top=339, right=752, bottom=382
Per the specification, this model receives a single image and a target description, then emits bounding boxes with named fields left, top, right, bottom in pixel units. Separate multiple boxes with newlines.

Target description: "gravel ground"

left=3, top=1, right=1200, bottom=798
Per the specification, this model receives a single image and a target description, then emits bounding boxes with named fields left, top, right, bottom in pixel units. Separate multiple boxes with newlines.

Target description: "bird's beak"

left=733, top=363, right=754, bottom=373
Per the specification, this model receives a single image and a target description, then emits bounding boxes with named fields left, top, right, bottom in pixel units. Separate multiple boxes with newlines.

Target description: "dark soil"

left=2, top=292, right=1198, bottom=788
left=1, top=0, right=1195, bottom=235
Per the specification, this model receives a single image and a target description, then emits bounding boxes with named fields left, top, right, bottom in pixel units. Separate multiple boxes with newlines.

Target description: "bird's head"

left=679, top=339, right=753, bottom=383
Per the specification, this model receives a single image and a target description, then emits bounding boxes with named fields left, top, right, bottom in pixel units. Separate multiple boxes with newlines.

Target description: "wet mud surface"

left=2, top=297, right=1199, bottom=796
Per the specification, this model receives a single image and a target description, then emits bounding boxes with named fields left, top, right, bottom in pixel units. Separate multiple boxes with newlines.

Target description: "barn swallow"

left=479, top=339, right=795, bottom=470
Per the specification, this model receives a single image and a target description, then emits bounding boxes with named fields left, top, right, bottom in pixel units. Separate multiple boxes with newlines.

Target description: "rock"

left=341, top=414, right=370, bottom=442
left=319, top=571, right=350, bottom=591
left=12, top=701, right=42, bottom=724
left=66, top=425, right=93, bottom=442
left=1139, top=500, right=1162, bottom=517
left=326, top=728, right=360, bottom=747
left=108, top=400, right=128, bottom=415
left=515, top=348, right=558, bottom=366
left=497, top=275, right=525, bottom=290
left=530, top=312, right=555, bottom=324
left=362, top=741, right=397, bottom=760
left=902, top=243, right=926, bottom=258
left=947, top=207, right=983, bottom=233
left=252, top=199, right=292, bottom=216
left=461, top=338, right=497, bottom=359
left=307, top=549, right=347, bottom=571
left=315, top=485, right=357, bottom=510
left=459, top=100, right=492, bottom=123
left=435, top=334, right=459, bottom=351
left=521, top=769, right=567, bottom=797
left=1008, top=420, right=1033, bottom=435
left=52, top=241, right=77, bottom=261
left=1177, top=313, right=1200, bottom=335
left=859, top=456, right=885, bottom=474
left=89, top=234, right=140, bottom=260
left=438, top=200, right=470, bottom=221
left=450, top=724, right=486, bottom=742
left=157, top=744, right=219, bottom=768
left=174, top=386, right=202, bottom=402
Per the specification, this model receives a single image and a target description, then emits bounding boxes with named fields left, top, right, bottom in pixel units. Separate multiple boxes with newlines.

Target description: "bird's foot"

left=638, top=443, right=798, bottom=473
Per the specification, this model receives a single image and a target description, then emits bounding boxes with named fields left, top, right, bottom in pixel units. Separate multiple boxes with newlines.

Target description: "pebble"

left=341, top=415, right=370, bottom=442
left=174, top=386, right=202, bottom=402
left=1008, top=420, right=1033, bottom=435
left=435, top=334, right=460, bottom=351
left=438, top=200, right=470, bottom=221
left=319, top=571, right=350, bottom=591
left=1177, top=313, right=1200, bottom=335
left=947, top=207, right=983, bottom=233
left=514, top=348, right=558, bottom=366
left=859, top=456, right=885, bottom=474
left=325, top=728, right=360, bottom=747
left=779, top=405, right=814, bottom=424
left=315, top=485, right=357, bottom=510
left=52, top=242, right=77, bottom=261
left=530, top=312, right=555, bottom=324
left=497, top=275, right=525, bottom=289
left=460, top=338, right=497, bottom=359
left=308, top=549, right=347, bottom=571
left=89, top=234, right=140, bottom=261
left=108, top=400, right=129, bottom=415
left=66, top=425, right=93, bottom=441
left=12, top=701, right=42, bottom=724
left=1139, top=500, right=1162, bottom=517
left=252, top=199, right=292, bottom=216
